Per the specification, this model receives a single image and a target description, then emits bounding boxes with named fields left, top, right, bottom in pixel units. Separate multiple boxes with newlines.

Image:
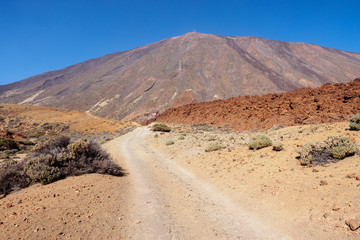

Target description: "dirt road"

left=105, top=128, right=291, bottom=239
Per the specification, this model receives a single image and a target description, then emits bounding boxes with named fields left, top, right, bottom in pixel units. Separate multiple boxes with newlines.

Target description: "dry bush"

left=272, top=141, right=284, bottom=151
left=0, top=138, right=20, bottom=151
left=151, top=123, right=171, bottom=132
left=0, top=136, right=124, bottom=196
left=205, top=143, right=226, bottom=152
left=299, top=136, right=357, bottom=166
left=349, top=114, right=360, bottom=131
left=248, top=135, right=272, bottom=150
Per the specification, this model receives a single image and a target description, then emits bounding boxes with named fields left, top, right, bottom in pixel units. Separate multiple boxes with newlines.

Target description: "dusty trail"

left=105, top=128, right=290, bottom=239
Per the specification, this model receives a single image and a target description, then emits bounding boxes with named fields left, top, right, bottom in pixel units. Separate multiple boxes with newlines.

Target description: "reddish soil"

left=154, top=78, right=360, bottom=130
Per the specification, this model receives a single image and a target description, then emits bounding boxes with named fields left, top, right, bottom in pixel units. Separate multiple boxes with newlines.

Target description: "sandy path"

left=105, top=127, right=290, bottom=239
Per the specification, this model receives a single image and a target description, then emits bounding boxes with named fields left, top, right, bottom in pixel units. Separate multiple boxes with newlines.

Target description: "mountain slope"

left=1, top=32, right=360, bottom=120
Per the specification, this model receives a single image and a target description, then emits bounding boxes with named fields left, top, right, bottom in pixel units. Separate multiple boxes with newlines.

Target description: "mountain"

left=154, top=78, right=360, bottom=130
left=1, top=32, right=360, bottom=120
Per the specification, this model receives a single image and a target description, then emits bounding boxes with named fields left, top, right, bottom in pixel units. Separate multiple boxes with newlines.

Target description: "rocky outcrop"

left=154, top=78, right=360, bottom=131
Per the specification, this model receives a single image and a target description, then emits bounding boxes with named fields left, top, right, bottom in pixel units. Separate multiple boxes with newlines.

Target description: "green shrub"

left=181, top=133, right=187, bottom=136
left=205, top=143, right=226, bottom=152
left=166, top=140, right=175, bottom=145
left=151, top=123, right=171, bottom=132
left=349, top=114, right=360, bottom=131
left=248, top=135, right=272, bottom=150
left=272, top=142, right=284, bottom=151
left=178, top=136, right=185, bottom=140
left=299, top=136, right=356, bottom=166
left=0, top=138, right=20, bottom=151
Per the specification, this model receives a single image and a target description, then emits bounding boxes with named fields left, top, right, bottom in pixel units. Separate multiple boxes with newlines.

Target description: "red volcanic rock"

left=154, top=78, right=360, bottom=131
left=0, top=130, right=24, bottom=141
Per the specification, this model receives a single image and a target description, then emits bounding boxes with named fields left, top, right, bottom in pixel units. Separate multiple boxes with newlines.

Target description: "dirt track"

left=1, top=124, right=359, bottom=239
left=105, top=127, right=291, bottom=239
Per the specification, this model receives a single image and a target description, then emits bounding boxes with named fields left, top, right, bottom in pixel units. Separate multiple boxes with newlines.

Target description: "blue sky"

left=0, top=0, right=359, bottom=85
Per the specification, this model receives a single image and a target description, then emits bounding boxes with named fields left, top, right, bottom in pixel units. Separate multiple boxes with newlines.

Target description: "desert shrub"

left=24, top=154, right=61, bottom=184
left=0, top=138, right=20, bottom=151
left=299, top=136, right=356, bottom=166
left=326, top=136, right=357, bottom=159
left=248, top=135, right=272, bottom=150
left=0, top=161, right=28, bottom=195
left=166, top=140, right=175, bottom=145
left=0, top=136, right=124, bottom=196
left=18, top=140, right=35, bottom=146
left=28, top=132, right=45, bottom=138
left=208, top=137, right=216, bottom=141
left=151, top=123, right=171, bottom=132
left=272, top=142, right=284, bottom=151
left=181, top=133, right=187, bottom=136
left=349, top=114, right=360, bottom=131
left=154, top=134, right=158, bottom=138
left=178, top=136, right=185, bottom=140
left=205, top=143, right=226, bottom=152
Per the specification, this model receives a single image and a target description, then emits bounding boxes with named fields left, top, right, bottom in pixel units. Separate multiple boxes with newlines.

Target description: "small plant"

left=349, top=114, right=360, bottom=131
left=28, top=132, right=46, bottom=138
left=205, top=143, right=226, bottom=152
left=154, top=134, right=158, bottom=138
left=0, top=138, right=20, bottom=151
left=166, top=140, right=175, bottom=145
left=181, top=133, right=187, bottom=136
left=272, top=142, right=284, bottom=151
left=299, top=136, right=357, bottom=166
left=151, top=123, right=171, bottom=132
left=178, top=136, right=185, bottom=140
left=248, top=135, right=272, bottom=150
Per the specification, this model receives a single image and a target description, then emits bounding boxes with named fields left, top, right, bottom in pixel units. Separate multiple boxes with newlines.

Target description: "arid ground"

left=1, top=120, right=359, bottom=239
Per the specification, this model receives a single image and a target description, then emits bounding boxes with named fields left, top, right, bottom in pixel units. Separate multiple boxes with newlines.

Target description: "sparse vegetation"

left=154, top=134, right=158, bottom=138
left=0, top=138, right=20, bottom=151
left=248, top=135, right=272, bottom=150
left=299, top=136, right=357, bottom=166
left=0, top=136, right=124, bottom=195
left=272, top=142, right=284, bottom=151
left=349, top=114, right=360, bottom=131
left=178, top=136, right=185, bottom=140
left=166, top=140, right=175, bottom=145
left=205, top=143, right=226, bottom=152
left=151, top=123, right=171, bottom=132
left=28, top=131, right=46, bottom=138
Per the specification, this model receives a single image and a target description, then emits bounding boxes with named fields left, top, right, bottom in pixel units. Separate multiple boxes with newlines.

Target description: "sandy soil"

left=0, top=104, right=136, bottom=134
left=1, top=122, right=359, bottom=239
left=148, top=121, right=360, bottom=239
left=0, top=174, right=130, bottom=240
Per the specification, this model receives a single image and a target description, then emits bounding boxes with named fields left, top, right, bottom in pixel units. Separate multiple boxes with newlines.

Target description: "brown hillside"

left=0, top=104, right=136, bottom=135
left=1, top=33, right=360, bottom=121
left=154, top=78, right=360, bottom=130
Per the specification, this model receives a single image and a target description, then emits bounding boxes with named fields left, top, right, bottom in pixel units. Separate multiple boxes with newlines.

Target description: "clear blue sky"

left=1, top=0, right=359, bottom=85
